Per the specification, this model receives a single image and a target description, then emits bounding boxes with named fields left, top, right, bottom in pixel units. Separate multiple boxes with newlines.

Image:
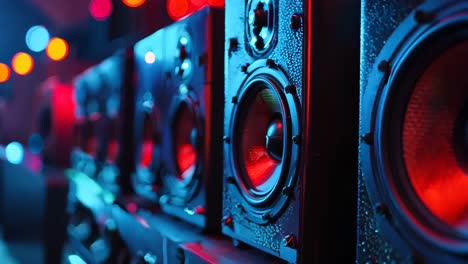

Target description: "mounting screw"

left=226, top=176, right=236, bottom=184
left=266, top=59, right=277, bottom=68
left=375, top=203, right=392, bottom=221
left=285, top=84, right=297, bottom=95
left=290, top=14, right=302, bottom=30
left=282, top=186, right=293, bottom=196
left=223, top=136, right=230, bottom=143
left=292, top=135, right=301, bottom=144
left=377, top=60, right=390, bottom=73
left=222, top=215, right=233, bottom=227
left=361, top=133, right=373, bottom=145
left=262, top=213, right=271, bottom=221
left=229, top=38, right=239, bottom=54
left=231, top=96, right=238, bottom=104
left=241, top=63, right=250, bottom=73
left=414, top=10, right=434, bottom=23
left=235, top=203, right=244, bottom=212
left=282, top=234, right=297, bottom=249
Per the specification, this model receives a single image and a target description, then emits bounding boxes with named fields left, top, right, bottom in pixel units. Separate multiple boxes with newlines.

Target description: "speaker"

left=359, top=0, right=468, bottom=263
left=133, top=7, right=224, bottom=232
left=223, top=0, right=359, bottom=262
left=71, top=49, right=134, bottom=195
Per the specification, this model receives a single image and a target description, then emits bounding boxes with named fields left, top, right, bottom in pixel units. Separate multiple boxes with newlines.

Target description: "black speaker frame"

left=224, top=0, right=360, bottom=263
left=359, top=0, right=468, bottom=263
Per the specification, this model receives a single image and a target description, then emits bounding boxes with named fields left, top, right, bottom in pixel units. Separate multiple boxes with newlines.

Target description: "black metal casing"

left=359, top=0, right=468, bottom=263
left=134, top=7, right=225, bottom=232
left=224, top=0, right=359, bottom=263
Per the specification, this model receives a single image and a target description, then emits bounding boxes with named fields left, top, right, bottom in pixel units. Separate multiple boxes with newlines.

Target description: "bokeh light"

left=12, top=52, right=34, bottom=75
left=25, top=26, right=50, bottom=52
left=5, top=142, right=24, bottom=165
left=122, top=0, right=145, bottom=8
left=144, top=51, right=156, bottom=64
left=167, top=0, right=189, bottom=20
left=167, top=0, right=224, bottom=20
left=0, top=63, right=11, bottom=83
left=46, top=37, right=69, bottom=61
left=89, top=0, right=113, bottom=21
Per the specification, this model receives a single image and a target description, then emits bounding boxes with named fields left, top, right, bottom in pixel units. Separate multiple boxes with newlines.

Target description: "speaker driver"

left=402, top=40, right=468, bottom=229
left=229, top=60, right=300, bottom=223
left=170, top=91, right=202, bottom=185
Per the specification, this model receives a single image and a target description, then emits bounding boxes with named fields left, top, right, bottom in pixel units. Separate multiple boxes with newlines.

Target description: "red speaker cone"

left=173, top=103, right=197, bottom=181
left=240, top=88, right=283, bottom=193
left=402, top=41, right=468, bottom=228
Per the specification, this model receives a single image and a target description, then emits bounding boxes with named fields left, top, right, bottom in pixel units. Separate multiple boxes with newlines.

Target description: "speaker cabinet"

left=133, top=7, right=224, bottom=232
left=71, top=50, right=134, bottom=195
left=223, top=0, right=359, bottom=262
left=359, top=1, right=468, bottom=262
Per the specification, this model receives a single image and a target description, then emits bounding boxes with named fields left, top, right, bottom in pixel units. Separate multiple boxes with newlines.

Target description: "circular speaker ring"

left=228, top=59, right=300, bottom=224
left=362, top=1, right=468, bottom=260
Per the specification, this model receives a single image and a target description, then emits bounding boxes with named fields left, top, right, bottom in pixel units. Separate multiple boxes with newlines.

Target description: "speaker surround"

left=359, top=0, right=468, bottom=262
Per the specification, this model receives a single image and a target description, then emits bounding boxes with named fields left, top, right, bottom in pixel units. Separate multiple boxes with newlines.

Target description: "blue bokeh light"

left=5, top=141, right=24, bottom=165
left=25, top=25, right=50, bottom=52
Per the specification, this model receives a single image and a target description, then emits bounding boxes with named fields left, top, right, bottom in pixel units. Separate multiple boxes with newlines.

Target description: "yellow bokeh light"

left=46, top=37, right=69, bottom=61
left=12, top=52, right=34, bottom=75
left=122, top=0, right=145, bottom=8
left=0, top=63, right=11, bottom=83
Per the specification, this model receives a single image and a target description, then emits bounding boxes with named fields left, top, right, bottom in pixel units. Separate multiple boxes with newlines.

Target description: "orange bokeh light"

left=12, top=52, right=34, bottom=75
left=0, top=63, right=11, bottom=83
left=122, top=0, right=145, bottom=8
left=46, top=37, right=69, bottom=61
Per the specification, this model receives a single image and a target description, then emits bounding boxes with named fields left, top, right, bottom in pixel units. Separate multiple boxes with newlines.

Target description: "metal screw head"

left=361, top=133, right=373, bottom=145
left=262, top=213, right=271, bottom=221
left=290, top=14, right=302, bottom=30
left=292, top=135, right=301, bottom=144
left=375, top=203, right=392, bottom=221
left=282, top=186, right=293, bottom=196
left=282, top=234, right=297, bottom=249
left=241, top=63, right=250, bottom=73
left=231, top=96, right=238, bottom=104
left=266, top=59, right=277, bottom=68
left=285, top=84, right=297, bottom=95
left=223, top=136, right=230, bottom=143
left=222, top=215, right=233, bottom=226
left=226, top=176, right=236, bottom=184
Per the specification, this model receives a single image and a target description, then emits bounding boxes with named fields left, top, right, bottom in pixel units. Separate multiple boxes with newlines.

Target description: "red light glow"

left=402, top=41, right=468, bottom=228
left=140, top=140, right=153, bottom=167
left=245, top=146, right=278, bottom=189
left=107, top=141, right=119, bottom=162
left=177, top=144, right=197, bottom=180
left=167, top=0, right=225, bottom=21
left=89, top=0, right=113, bottom=21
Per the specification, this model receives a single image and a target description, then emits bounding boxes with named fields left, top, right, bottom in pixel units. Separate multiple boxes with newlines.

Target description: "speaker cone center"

left=265, top=118, right=283, bottom=162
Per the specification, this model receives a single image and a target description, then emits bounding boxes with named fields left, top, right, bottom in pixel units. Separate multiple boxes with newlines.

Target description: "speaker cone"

left=172, top=100, right=198, bottom=182
left=140, top=112, right=155, bottom=168
left=238, top=87, right=283, bottom=194
left=402, top=40, right=468, bottom=229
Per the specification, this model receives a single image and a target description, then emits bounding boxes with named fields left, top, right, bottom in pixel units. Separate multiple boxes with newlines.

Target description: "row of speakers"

left=66, top=0, right=468, bottom=263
